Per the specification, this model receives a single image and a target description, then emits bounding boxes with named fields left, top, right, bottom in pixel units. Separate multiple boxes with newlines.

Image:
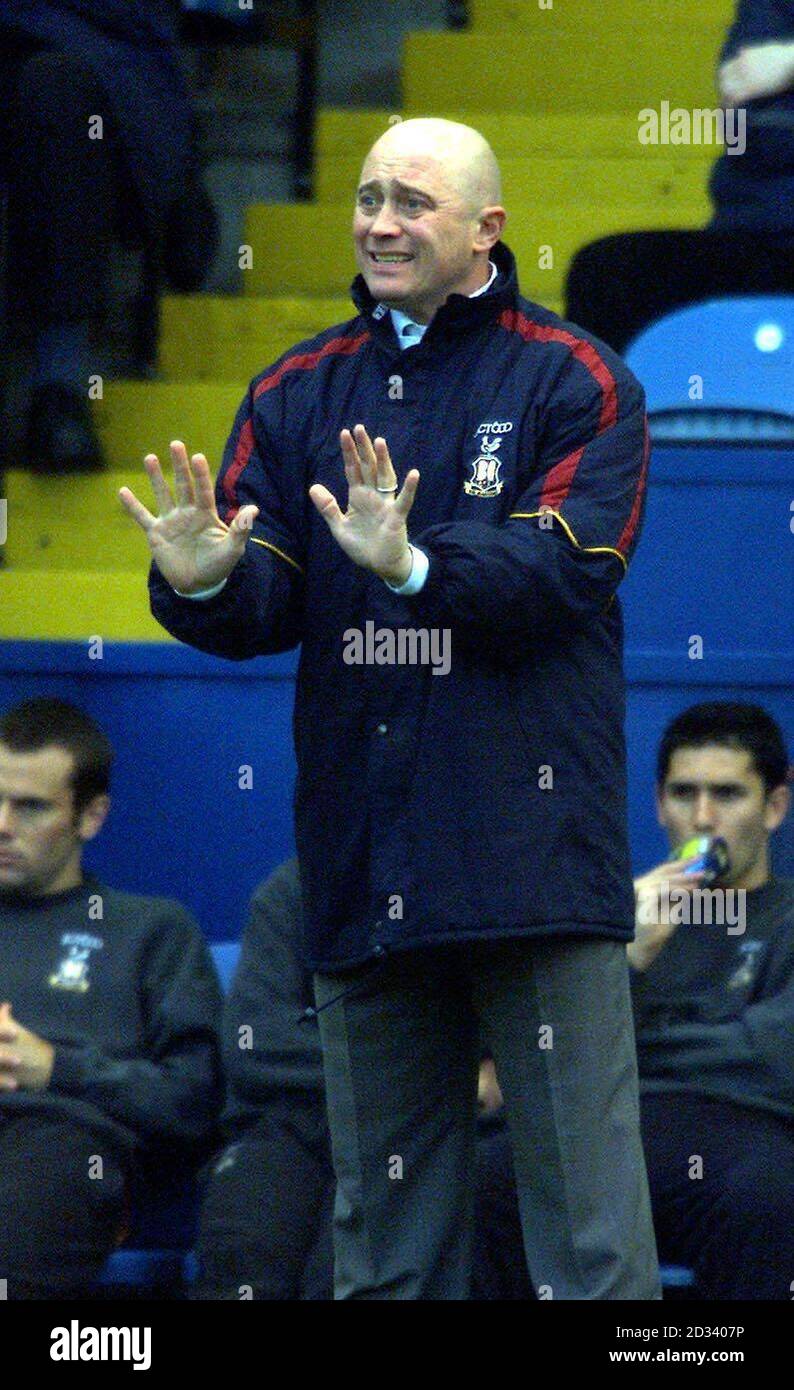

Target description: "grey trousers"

left=314, top=935, right=661, bottom=1300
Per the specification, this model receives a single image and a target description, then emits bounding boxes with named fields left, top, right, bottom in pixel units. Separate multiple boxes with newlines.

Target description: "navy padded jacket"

left=149, top=242, right=651, bottom=970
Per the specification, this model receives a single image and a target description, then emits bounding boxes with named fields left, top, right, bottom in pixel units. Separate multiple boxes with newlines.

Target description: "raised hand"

left=628, top=855, right=706, bottom=972
left=309, top=424, right=420, bottom=585
left=119, top=441, right=259, bottom=595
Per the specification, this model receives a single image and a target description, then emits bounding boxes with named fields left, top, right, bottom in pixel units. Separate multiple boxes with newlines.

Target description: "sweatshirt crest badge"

left=48, top=932, right=103, bottom=993
left=464, top=436, right=504, bottom=498
left=726, top=939, right=764, bottom=992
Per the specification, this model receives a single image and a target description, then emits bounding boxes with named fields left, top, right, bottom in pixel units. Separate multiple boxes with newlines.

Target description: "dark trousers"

left=0, top=32, right=139, bottom=334
left=472, top=1092, right=794, bottom=1300
left=565, top=229, right=794, bottom=354
left=472, top=1119, right=535, bottom=1301
left=0, top=1112, right=128, bottom=1299
left=192, top=1115, right=335, bottom=1300
left=316, top=937, right=660, bottom=1300
left=641, top=1092, right=794, bottom=1301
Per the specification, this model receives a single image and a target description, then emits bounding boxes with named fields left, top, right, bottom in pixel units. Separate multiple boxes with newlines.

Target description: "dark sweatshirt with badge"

left=149, top=240, right=651, bottom=972
left=0, top=875, right=224, bottom=1163
left=631, top=876, right=794, bottom=1121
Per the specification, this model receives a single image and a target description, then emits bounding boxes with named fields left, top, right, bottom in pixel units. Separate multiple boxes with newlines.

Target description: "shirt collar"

left=388, top=259, right=498, bottom=347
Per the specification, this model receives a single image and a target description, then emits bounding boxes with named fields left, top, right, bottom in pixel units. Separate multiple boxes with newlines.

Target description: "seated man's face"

left=0, top=743, right=85, bottom=897
left=656, top=744, right=787, bottom=889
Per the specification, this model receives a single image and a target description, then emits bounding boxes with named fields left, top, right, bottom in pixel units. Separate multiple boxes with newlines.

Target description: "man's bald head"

left=363, top=118, right=502, bottom=213
left=353, top=116, right=506, bottom=323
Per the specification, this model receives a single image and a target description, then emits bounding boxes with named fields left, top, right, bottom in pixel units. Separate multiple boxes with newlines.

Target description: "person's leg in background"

left=470, top=935, right=661, bottom=1300
left=472, top=1115, right=535, bottom=1300
left=192, top=1112, right=335, bottom=1300
left=640, top=1092, right=794, bottom=1301
left=0, top=1112, right=127, bottom=1298
left=314, top=946, right=481, bottom=1300
left=565, top=229, right=794, bottom=355
left=300, top=1180, right=335, bottom=1300
left=2, top=46, right=132, bottom=472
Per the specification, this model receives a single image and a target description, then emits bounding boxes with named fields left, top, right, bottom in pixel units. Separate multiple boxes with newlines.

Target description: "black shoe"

left=26, top=382, right=105, bottom=473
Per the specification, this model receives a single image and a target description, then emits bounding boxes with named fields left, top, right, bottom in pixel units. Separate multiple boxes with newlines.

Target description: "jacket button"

left=376, top=722, right=388, bottom=735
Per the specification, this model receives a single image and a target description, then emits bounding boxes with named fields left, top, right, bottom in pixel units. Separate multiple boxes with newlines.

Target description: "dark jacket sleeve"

left=721, top=0, right=794, bottom=60
left=405, top=354, right=649, bottom=660
left=222, top=860, right=323, bottom=1122
left=49, top=905, right=224, bottom=1152
left=148, top=384, right=306, bottom=660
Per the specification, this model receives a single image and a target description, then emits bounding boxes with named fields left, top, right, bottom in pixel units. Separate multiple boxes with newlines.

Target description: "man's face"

left=656, top=744, right=788, bottom=889
left=353, top=147, right=486, bottom=323
left=0, top=743, right=104, bottom=897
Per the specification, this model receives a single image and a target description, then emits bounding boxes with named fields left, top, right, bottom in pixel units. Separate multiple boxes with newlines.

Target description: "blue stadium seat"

left=660, top=1264, right=695, bottom=1289
left=211, top=939, right=241, bottom=993
left=96, top=1249, right=187, bottom=1291
left=625, top=295, right=794, bottom=442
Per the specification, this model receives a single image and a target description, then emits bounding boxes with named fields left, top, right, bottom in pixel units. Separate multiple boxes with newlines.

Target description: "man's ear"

left=763, top=782, right=790, bottom=835
left=655, top=782, right=667, bottom=830
left=77, top=794, right=110, bottom=844
left=475, top=205, right=506, bottom=251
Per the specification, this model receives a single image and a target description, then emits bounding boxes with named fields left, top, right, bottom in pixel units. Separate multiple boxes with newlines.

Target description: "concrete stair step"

left=157, top=294, right=351, bottom=379
left=242, top=200, right=705, bottom=296
left=0, top=569, right=166, bottom=641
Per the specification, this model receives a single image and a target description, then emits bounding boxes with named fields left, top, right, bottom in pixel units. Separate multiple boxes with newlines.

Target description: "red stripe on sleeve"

left=222, top=415, right=254, bottom=519
left=499, top=308, right=640, bottom=531
left=222, top=330, right=371, bottom=515
left=499, top=310, right=618, bottom=432
left=253, top=331, right=371, bottom=399
left=616, top=412, right=650, bottom=556
left=538, top=445, right=586, bottom=511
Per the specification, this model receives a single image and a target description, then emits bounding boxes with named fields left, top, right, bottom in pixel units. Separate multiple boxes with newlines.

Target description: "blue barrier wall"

left=621, top=443, right=794, bottom=878
left=1, top=445, right=792, bottom=940
left=0, top=643, right=299, bottom=940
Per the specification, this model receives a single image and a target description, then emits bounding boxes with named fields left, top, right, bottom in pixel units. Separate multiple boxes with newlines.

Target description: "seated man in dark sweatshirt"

left=0, top=697, right=223, bottom=1299
left=629, top=699, right=793, bottom=1300
left=473, top=699, right=793, bottom=1301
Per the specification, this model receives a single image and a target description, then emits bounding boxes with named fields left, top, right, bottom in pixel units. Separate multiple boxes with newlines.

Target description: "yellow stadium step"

left=158, top=294, right=351, bottom=380
left=242, top=204, right=357, bottom=295
left=402, top=30, right=723, bottom=112
left=2, top=382, right=250, bottom=573
left=2, top=470, right=153, bottom=573
left=315, top=154, right=714, bottom=207
left=244, top=200, right=704, bottom=296
left=506, top=201, right=704, bottom=297
left=0, top=569, right=169, bottom=641
left=470, top=0, right=735, bottom=33
left=158, top=289, right=568, bottom=382
left=317, top=107, right=726, bottom=163
left=92, top=381, right=246, bottom=471
left=315, top=107, right=395, bottom=154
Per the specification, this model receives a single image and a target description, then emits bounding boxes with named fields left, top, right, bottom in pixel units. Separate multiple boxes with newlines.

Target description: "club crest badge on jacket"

left=464, top=435, right=504, bottom=497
